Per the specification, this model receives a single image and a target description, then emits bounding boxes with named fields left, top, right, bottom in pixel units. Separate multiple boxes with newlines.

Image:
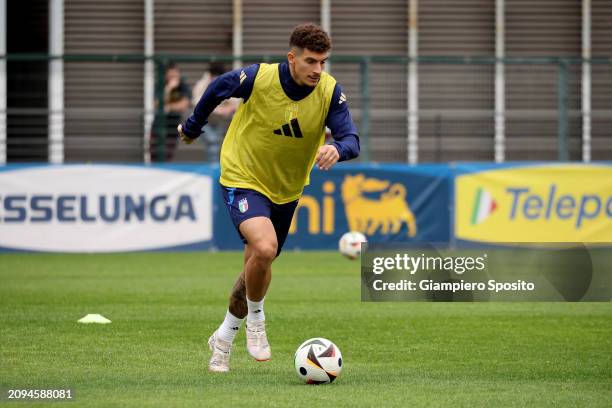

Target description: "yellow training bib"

left=219, top=63, right=336, bottom=204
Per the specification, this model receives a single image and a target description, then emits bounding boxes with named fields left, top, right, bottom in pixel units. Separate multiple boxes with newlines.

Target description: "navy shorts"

left=220, top=185, right=298, bottom=256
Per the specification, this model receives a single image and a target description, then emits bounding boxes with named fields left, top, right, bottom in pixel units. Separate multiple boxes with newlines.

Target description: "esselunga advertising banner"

left=455, top=164, right=612, bottom=243
left=0, top=164, right=214, bottom=252
left=215, top=164, right=452, bottom=250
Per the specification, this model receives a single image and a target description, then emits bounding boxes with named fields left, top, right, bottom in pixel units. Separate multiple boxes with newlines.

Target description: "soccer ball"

left=338, top=231, right=367, bottom=260
left=294, top=337, right=343, bottom=384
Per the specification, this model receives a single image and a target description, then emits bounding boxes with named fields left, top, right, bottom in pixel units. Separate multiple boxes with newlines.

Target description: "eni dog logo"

left=342, top=174, right=416, bottom=236
left=456, top=165, right=612, bottom=242
left=289, top=174, right=417, bottom=237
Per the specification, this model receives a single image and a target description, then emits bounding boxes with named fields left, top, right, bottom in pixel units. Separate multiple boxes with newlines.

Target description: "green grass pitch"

left=1, top=252, right=611, bottom=407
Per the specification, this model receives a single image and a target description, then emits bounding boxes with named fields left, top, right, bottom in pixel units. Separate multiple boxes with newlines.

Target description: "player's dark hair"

left=289, top=23, right=331, bottom=53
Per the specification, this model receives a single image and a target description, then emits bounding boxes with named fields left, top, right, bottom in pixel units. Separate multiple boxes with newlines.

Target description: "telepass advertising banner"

left=454, top=164, right=612, bottom=243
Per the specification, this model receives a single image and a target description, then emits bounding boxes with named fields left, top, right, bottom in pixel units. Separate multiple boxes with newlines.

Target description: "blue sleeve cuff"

left=332, top=141, right=347, bottom=161
left=183, top=117, right=205, bottom=138
left=332, top=135, right=360, bottom=162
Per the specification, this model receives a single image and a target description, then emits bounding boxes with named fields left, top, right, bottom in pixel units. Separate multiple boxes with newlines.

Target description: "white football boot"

left=246, top=320, right=271, bottom=361
left=207, top=331, right=232, bottom=372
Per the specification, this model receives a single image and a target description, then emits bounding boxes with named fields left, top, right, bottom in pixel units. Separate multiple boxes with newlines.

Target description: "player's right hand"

left=177, top=124, right=196, bottom=144
left=315, top=144, right=340, bottom=171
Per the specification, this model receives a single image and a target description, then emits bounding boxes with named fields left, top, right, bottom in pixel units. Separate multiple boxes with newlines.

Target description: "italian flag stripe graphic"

left=471, top=187, right=496, bottom=225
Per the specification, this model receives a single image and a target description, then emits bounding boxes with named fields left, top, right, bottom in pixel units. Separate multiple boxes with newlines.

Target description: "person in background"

left=150, top=62, right=191, bottom=162
left=191, top=62, right=239, bottom=162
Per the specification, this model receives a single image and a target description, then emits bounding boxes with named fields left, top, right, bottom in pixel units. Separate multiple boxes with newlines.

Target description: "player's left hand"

left=315, top=145, right=340, bottom=171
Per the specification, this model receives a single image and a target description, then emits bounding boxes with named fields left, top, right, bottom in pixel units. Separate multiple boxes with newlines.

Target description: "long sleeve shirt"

left=182, top=61, right=360, bottom=162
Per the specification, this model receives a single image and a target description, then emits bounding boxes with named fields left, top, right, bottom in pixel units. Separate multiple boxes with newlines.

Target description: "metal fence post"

left=557, top=59, right=569, bottom=161
left=360, top=57, right=370, bottom=163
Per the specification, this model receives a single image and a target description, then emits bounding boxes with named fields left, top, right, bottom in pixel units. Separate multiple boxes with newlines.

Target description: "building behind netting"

left=2, top=0, right=611, bottom=163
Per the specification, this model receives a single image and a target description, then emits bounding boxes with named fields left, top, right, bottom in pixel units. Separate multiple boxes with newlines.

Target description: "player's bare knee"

left=252, top=240, right=278, bottom=263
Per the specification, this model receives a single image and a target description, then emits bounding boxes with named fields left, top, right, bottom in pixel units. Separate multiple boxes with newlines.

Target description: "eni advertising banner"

left=0, top=164, right=213, bottom=252
left=284, top=164, right=451, bottom=249
left=455, top=164, right=612, bottom=243
left=213, top=164, right=452, bottom=250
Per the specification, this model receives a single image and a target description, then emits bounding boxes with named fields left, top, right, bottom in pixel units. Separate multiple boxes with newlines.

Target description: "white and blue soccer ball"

left=338, top=231, right=367, bottom=260
left=294, top=337, right=343, bottom=384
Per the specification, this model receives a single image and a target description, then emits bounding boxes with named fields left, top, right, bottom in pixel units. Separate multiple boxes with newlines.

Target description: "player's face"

left=288, top=48, right=329, bottom=87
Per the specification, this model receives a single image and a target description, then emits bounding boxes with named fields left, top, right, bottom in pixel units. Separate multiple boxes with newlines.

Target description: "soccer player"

left=178, top=23, right=360, bottom=372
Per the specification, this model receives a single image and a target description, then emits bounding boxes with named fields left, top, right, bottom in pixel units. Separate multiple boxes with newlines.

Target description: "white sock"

left=247, top=297, right=265, bottom=323
left=216, top=310, right=244, bottom=343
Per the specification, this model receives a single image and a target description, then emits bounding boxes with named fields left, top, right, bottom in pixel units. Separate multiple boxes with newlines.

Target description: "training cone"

left=77, top=314, right=112, bottom=324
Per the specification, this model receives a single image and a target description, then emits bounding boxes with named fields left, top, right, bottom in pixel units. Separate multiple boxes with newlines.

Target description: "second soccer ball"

left=338, top=231, right=367, bottom=260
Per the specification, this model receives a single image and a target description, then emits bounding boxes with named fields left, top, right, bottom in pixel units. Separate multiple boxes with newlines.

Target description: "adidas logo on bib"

left=273, top=118, right=303, bottom=138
